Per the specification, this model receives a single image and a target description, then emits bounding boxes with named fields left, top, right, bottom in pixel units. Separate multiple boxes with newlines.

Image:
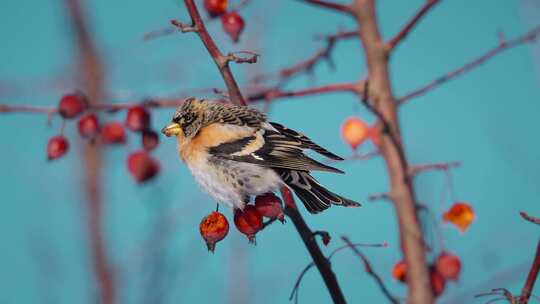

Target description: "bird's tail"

left=278, top=170, right=361, bottom=214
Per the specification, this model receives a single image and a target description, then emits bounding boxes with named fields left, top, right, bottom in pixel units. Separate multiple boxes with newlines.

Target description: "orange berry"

left=341, top=117, right=369, bottom=150
left=200, top=211, right=229, bottom=252
left=392, top=260, right=407, bottom=283
left=443, top=202, right=475, bottom=232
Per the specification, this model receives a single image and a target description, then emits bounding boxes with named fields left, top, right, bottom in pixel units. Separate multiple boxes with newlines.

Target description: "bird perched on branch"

left=161, top=97, right=360, bottom=214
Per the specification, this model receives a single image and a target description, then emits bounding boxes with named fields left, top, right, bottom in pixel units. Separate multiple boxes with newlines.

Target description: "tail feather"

left=278, top=170, right=361, bottom=214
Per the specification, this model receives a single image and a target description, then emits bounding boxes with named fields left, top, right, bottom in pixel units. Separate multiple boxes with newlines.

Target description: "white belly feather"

left=187, top=157, right=283, bottom=210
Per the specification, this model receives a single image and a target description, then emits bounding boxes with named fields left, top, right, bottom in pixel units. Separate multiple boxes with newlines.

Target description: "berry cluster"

left=199, top=193, right=284, bottom=252
left=392, top=251, right=461, bottom=298
left=203, top=0, right=245, bottom=43
left=47, top=93, right=160, bottom=183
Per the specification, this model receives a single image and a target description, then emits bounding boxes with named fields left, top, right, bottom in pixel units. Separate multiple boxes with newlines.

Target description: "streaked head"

left=161, top=97, right=209, bottom=139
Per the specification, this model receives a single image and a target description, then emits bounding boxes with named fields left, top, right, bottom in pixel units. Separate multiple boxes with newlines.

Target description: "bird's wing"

left=269, top=122, right=344, bottom=160
left=208, top=127, right=344, bottom=173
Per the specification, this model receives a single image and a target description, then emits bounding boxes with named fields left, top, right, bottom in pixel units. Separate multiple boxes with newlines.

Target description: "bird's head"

left=161, top=97, right=209, bottom=139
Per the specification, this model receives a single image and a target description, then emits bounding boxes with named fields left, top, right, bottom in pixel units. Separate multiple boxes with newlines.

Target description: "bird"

left=161, top=97, right=360, bottom=214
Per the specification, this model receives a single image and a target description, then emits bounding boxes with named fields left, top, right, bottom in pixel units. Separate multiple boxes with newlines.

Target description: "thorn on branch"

left=170, top=19, right=198, bottom=33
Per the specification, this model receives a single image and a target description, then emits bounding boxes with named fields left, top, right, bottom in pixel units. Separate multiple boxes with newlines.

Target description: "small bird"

left=161, top=97, right=360, bottom=214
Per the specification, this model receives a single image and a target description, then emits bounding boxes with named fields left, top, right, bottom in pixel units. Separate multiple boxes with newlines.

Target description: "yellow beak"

left=161, top=122, right=181, bottom=137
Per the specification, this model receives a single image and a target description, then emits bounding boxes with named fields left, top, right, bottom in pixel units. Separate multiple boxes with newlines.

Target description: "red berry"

left=430, top=267, right=446, bottom=297
left=78, top=113, right=99, bottom=139
left=58, top=93, right=87, bottom=118
left=127, top=150, right=160, bottom=183
left=392, top=260, right=407, bottom=283
left=254, top=193, right=284, bottom=223
left=221, top=12, right=245, bottom=43
left=234, top=205, right=263, bottom=243
left=125, top=106, right=150, bottom=132
left=435, top=252, right=461, bottom=281
left=101, top=122, right=126, bottom=144
left=47, top=135, right=69, bottom=160
left=141, top=130, right=159, bottom=151
left=204, top=0, right=228, bottom=17
left=200, top=211, right=229, bottom=252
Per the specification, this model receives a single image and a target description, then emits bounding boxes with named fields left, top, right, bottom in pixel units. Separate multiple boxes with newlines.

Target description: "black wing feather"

left=269, top=122, right=344, bottom=160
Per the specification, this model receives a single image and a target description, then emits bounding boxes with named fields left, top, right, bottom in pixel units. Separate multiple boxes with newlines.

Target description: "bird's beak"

left=161, top=122, right=181, bottom=137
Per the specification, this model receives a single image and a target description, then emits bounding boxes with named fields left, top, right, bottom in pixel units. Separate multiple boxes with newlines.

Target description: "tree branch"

left=351, top=0, right=434, bottom=302
left=280, top=187, right=347, bottom=304
left=398, top=25, right=540, bottom=105
left=408, top=161, right=461, bottom=176
left=175, top=0, right=247, bottom=105
left=387, top=0, right=439, bottom=50
left=521, top=212, right=540, bottom=226
left=299, top=0, right=352, bottom=14
left=341, top=236, right=399, bottom=304
left=64, top=1, right=114, bottom=304
left=521, top=239, right=540, bottom=304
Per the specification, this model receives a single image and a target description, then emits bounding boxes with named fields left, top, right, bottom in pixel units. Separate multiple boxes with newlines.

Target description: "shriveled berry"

left=141, top=130, right=159, bottom=151
left=47, top=135, right=69, bottom=160
left=78, top=113, right=99, bottom=139
left=101, top=122, right=126, bottom=144
left=126, top=106, right=150, bottom=132
left=58, top=93, right=87, bottom=118
left=200, top=211, right=229, bottom=252
left=435, top=252, right=461, bottom=281
left=204, top=0, right=228, bottom=17
left=443, top=202, right=475, bottom=232
left=234, top=205, right=263, bottom=243
left=255, top=193, right=285, bottom=223
left=127, top=150, right=160, bottom=183
left=341, top=117, right=369, bottom=150
left=221, top=12, right=245, bottom=43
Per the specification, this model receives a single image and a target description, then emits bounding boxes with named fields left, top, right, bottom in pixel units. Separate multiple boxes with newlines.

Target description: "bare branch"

left=177, top=0, right=247, bottom=105
left=387, top=0, right=440, bottom=50
left=341, top=236, right=399, bottom=304
left=398, top=25, right=540, bottom=105
left=280, top=187, right=347, bottom=304
left=351, top=0, right=433, bottom=302
left=521, top=212, right=540, bottom=226
left=409, top=161, right=461, bottom=176
left=298, top=0, right=352, bottom=14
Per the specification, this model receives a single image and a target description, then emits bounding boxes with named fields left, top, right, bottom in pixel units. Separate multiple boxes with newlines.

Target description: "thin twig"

left=176, top=0, right=247, bottom=105
left=341, top=236, right=399, bottom=304
left=398, top=25, right=540, bottom=104
left=299, top=0, right=352, bottom=14
left=289, top=240, right=387, bottom=302
left=387, top=0, right=440, bottom=50
left=521, top=212, right=540, bottom=226
left=280, top=187, right=347, bottom=304
left=408, top=161, right=461, bottom=176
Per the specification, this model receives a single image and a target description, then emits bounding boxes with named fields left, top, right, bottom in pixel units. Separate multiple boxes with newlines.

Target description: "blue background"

left=1, top=0, right=539, bottom=303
